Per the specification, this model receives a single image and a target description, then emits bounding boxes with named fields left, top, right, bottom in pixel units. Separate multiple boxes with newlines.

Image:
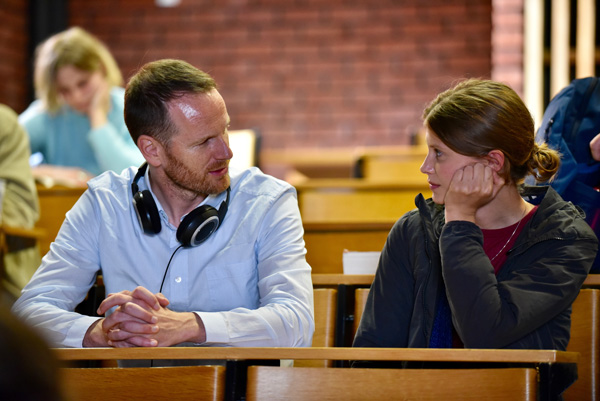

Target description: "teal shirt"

left=19, top=87, right=143, bottom=176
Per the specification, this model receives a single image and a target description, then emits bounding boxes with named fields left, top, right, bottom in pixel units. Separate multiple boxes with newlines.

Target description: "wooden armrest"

left=1, top=225, right=46, bottom=240
left=0, top=225, right=46, bottom=253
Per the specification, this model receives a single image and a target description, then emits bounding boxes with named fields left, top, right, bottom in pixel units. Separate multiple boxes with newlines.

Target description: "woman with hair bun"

left=353, top=79, right=598, bottom=356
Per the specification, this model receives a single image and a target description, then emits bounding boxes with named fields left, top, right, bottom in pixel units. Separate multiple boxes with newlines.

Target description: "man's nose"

left=218, top=137, right=233, bottom=160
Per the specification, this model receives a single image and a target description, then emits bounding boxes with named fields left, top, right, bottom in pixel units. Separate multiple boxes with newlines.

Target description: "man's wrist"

left=82, top=318, right=107, bottom=347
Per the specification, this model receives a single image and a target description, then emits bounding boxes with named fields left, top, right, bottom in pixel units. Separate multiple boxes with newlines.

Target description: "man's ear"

left=137, top=135, right=163, bottom=167
left=485, top=149, right=505, bottom=172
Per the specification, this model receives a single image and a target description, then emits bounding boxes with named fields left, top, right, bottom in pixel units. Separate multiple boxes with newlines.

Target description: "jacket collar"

left=415, top=193, right=445, bottom=240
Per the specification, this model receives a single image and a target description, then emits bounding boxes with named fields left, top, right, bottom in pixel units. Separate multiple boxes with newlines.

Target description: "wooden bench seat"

left=60, top=365, right=226, bottom=401
left=246, top=365, right=537, bottom=401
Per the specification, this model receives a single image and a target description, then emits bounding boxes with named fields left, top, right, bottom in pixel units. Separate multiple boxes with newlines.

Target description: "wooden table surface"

left=53, top=346, right=578, bottom=364
left=313, top=273, right=600, bottom=287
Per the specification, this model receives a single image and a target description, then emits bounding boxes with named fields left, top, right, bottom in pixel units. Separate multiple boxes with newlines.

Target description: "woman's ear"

left=137, top=135, right=163, bottom=167
left=485, top=150, right=505, bottom=173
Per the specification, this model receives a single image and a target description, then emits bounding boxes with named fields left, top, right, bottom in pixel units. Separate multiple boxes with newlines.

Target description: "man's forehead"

left=167, top=92, right=207, bottom=118
left=172, top=101, right=201, bottom=120
left=168, top=90, right=225, bottom=115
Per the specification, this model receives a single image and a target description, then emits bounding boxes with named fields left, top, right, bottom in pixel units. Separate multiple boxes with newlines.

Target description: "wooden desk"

left=296, top=179, right=429, bottom=224
left=0, top=225, right=46, bottom=256
left=355, top=147, right=427, bottom=181
left=262, top=145, right=427, bottom=182
left=0, top=225, right=46, bottom=248
left=312, top=274, right=375, bottom=286
left=313, top=273, right=600, bottom=289
left=36, top=185, right=86, bottom=256
left=583, top=274, right=600, bottom=287
left=261, top=146, right=358, bottom=180
left=54, top=347, right=578, bottom=401
left=304, top=222, right=391, bottom=274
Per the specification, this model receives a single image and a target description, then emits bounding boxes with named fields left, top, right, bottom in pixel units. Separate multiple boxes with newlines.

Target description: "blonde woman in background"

left=19, top=27, right=143, bottom=187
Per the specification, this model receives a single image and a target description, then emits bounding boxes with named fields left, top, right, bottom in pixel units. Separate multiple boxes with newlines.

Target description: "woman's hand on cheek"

left=88, top=77, right=110, bottom=128
left=444, top=163, right=505, bottom=222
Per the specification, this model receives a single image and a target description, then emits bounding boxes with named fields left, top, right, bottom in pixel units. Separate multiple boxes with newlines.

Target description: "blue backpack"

left=532, top=77, right=600, bottom=270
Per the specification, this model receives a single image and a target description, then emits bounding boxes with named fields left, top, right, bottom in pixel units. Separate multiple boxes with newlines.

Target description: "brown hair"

left=124, top=59, right=217, bottom=146
left=422, top=79, right=560, bottom=184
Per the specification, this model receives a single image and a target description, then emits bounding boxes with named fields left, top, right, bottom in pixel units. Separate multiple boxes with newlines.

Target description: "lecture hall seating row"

left=64, top=279, right=598, bottom=401
left=35, top=183, right=402, bottom=274
left=56, top=346, right=576, bottom=401
left=34, top=183, right=412, bottom=267
left=32, top=147, right=598, bottom=401
left=33, top=145, right=430, bottom=260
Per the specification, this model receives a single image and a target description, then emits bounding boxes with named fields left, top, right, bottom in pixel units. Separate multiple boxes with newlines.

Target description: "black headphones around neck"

left=131, top=163, right=230, bottom=247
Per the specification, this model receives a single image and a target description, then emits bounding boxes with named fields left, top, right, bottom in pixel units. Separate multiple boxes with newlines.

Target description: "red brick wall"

left=0, top=1, right=503, bottom=150
left=68, top=0, right=493, bottom=149
left=0, top=0, right=28, bottom=112
left=491, top=0, right=524, bottom=96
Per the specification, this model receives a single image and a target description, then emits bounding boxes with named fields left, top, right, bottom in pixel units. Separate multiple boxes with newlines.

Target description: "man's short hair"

left=124, top=59, right=217, bottom=146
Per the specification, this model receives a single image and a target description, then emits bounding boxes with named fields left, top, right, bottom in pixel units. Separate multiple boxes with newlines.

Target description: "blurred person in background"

left=0, top=305, right=63, bottom=401
left=0, top=104, right=40, bottom=304
left=19, top=26, right=143, bottom=187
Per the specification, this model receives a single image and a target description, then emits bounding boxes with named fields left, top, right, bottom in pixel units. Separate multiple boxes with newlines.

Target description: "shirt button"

left=175, top=276, right=182, bottom=283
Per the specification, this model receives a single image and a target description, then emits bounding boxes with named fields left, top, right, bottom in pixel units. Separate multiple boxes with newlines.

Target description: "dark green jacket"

left=353, top=186, right=598, bottom=351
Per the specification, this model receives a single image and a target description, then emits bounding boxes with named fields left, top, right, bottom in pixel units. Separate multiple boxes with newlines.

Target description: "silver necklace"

left=489, top=209, right=527, bottom=262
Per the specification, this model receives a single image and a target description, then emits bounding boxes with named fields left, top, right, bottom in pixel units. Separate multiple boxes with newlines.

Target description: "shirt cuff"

left=196, top=311, right=229, bottom=344
left=65, top=316, right=103, bottom=348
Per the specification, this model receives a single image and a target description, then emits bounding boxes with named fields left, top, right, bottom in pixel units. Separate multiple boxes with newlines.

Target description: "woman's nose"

left=420, top=156, right=433, bottom=174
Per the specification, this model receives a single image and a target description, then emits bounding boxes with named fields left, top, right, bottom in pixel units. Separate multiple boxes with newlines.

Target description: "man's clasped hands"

left=83, top=286, right=206, bottom=348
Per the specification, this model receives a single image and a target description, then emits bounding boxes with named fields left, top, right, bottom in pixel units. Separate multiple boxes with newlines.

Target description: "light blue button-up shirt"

left=12, top=166, right=314, bottom=348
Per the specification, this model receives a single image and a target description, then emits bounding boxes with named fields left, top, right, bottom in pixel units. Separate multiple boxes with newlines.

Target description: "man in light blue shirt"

left=12, top=59, right=315, bottom=349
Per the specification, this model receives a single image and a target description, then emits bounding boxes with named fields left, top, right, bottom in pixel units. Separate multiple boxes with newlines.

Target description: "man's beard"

left=163, top=151, right=230, bottom=196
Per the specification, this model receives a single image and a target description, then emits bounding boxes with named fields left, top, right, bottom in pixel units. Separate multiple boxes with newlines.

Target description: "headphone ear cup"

left=176, top=205, right=221, bottom=247
left=133, top=189, right=161, bottom=234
